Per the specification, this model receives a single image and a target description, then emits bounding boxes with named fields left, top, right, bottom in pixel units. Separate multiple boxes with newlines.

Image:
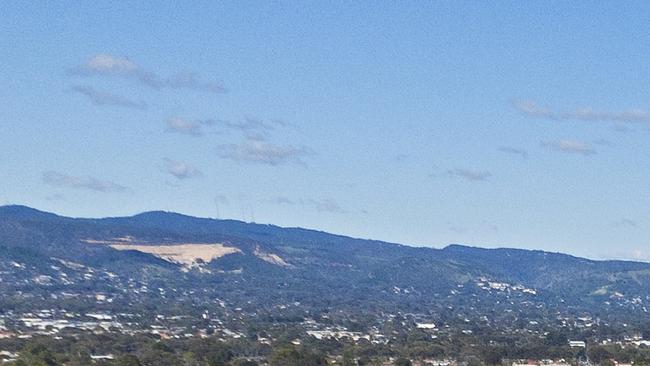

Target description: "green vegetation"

left=2, top=330, right=650, bottom=366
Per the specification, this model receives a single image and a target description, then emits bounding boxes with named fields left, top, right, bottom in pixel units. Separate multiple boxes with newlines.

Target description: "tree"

left=16, top=343, right=59, bottom=366
left=357, top=356, right=373, bottom=366
left=641, top=322, right=650, bottom=340
left=601, top=360, right=615, bottom=366
left=544, top=330, right=568, bottom=347
left=112, top=354, right=142, bottom=366
left=632, top=351, right=650, bottom=366
left=269, top=346, right=327, bottom=366
left=342, top=347, right=356, bottom=366
left=394, top=357, right=412, bottom=366
left=232, top=360, right=259, bottom=366
left=482, top=346, right=508, bottom=366
left=588, top=346, right=612, bottom=364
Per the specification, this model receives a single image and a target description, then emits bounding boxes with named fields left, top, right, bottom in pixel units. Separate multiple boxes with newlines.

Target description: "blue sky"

left=2, top=2, right=649, bottom=261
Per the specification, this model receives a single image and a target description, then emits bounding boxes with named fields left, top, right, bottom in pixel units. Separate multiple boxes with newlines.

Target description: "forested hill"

left=1, top=204, right=649, bottom=326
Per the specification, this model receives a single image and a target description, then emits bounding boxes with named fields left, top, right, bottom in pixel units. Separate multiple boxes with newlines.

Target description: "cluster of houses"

left=0, top=308, right=256, bottom=344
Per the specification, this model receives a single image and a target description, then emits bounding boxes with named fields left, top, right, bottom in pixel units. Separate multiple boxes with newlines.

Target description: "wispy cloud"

left=612, top=218, right=637, bottom=228
left=165, top=117, right=216, bottom=136
left=513, top=100, right=554, bottom=118
left=165, top=116, right=287, bottom=139
left=71, top=54, right=158, bottom=87
left=210, top=116, right=294, bottom=141
left=447, top=168, right=491, bottom=182
left=164, top=159, right=202, bottom=180
left=498, top=146, right=529, bottom=159
left=71, top=54, right=226, bottom=93
left=513, top=100, right=650, bottom=123
left=217, top=140, right=313, bottom=166
left=221, top=117, right=273, bottom=138
left=273, top=197, right=347, bottom=214
left=274, top=197, right=295, bottom=205
left=541, top=139, right=596, bottom=155
left=165, top=72, right=227, bottom=94
left=42, top=171, right=126, bottom=193
left=308, top=199, right=347, bottom=214
left=71, top=85, right=146, bottom=109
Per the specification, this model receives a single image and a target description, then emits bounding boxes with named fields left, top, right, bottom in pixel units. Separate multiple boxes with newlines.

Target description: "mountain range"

left=1, top=204, right=649, bottom=329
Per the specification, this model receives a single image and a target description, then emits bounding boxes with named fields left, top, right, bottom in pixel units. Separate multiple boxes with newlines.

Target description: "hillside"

left=1, top=205, right=649, bottom=333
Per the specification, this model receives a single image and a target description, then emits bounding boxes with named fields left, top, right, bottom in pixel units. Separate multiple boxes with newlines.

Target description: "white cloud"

left=212, top=117, right=291, bottom=141
left=307, top=199, right=347, bottom=213
left=164, top=159, right=202, bottom=180
left=447, top=168, right=491, bottom=182
left=165, top=117, right=216, bottom=136
left=512, top=100, right=553, bottom=118
left=541, top=139, right=596, bottom=155
left=85, top=54, right=138, bottom=74
left=42, top=171, right=126, bottom=193
left=514, top=100, right=650, bottom=123
left=71, top=85, right=146, bottom=109
left=217, top=140, right=313, bottom=166
left=72, top=54, right=161, bottom=88
left=71, top=54, right=226, bottom=93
